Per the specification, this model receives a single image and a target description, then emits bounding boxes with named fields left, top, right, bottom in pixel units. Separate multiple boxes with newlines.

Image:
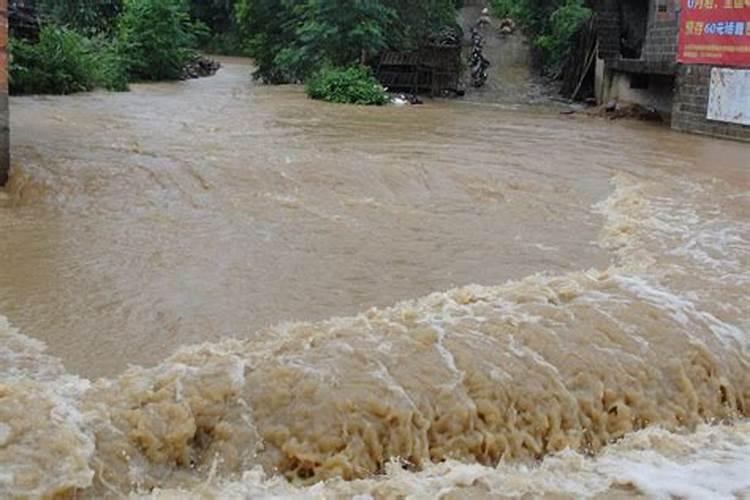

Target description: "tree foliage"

left=10, top=25, right=128, bottom=95
left=190, top=0, right=235, bottom=32
left=236, top=0, right=461, bottom=83
left=381, top=0, right=461, bottom=51
left=12, top=0, right=462, bottom=93
left=117, top=0, right=199, bottom=81
left=189, top=0, right=246, bottom=54
left=10, top=0, right=201, bottom=95
left=535, top=0, right=592, bottom=70
left=37, top=0, right=123, bottom=34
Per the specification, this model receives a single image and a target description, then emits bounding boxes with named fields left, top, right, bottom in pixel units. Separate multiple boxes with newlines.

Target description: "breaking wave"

left=1, top=173, right=749, bottom=498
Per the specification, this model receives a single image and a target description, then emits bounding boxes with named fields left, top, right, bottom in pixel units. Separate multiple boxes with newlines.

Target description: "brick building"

left=1, top=0, right=8, bottom=186
left=594, top=0, right=750, bottom=141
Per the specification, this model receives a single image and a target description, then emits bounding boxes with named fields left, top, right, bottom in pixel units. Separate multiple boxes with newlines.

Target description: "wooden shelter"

left=376, top=45, right=462, bottom=96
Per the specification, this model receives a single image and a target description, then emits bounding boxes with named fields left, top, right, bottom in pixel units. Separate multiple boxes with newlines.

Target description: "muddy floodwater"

left=1, top=60, right=749, bottom=498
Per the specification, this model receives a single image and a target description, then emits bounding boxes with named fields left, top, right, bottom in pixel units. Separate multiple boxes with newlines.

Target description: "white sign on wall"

left=707, top=68, right=750, bottom=126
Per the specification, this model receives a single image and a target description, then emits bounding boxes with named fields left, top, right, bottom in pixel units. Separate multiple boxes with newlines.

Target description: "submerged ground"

left=1, top=60, right=749, bottom=498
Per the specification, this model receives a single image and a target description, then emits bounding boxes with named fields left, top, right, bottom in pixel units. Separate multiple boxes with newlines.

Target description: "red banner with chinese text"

left=678, top=0, right=750, bottom=65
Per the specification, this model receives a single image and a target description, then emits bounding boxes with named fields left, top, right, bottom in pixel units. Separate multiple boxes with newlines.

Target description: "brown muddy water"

left=1, top=59, right=749, bottom=498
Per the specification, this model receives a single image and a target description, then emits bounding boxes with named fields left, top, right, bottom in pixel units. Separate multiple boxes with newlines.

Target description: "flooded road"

left=1, top=60, right=749, bottom=498
left=0, top=60, right=619, bottom=379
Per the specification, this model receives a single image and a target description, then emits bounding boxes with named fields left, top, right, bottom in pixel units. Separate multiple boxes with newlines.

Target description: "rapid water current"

left=1, top=60, right=749, bottom=498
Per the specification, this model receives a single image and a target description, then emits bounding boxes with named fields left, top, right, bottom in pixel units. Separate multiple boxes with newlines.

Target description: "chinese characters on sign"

left=678, top=0, right=750, bottom=65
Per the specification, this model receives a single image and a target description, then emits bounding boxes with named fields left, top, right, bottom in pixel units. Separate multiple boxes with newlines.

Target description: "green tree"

left=10, top=25, right=128, bottom=95
left=275, top=0, right=393, bottom=81
left=190, top=0, right=235, bottom=32
left=235, top=0, right=298, bottom=82
left=117, top=0, right=199, bottom=81
left=37, top=0, right=123, bottom=34
left=236, top=0, right=461, bottom=83
left=382, top=0, right=459, bottom=50
left=536, top=0, right=591, bottom=68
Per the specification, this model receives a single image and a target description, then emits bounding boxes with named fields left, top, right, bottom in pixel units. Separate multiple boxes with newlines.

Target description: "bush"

left=535, top=1, right=592, bottom=70
left=117, top=0, right=198, bottom=81
left=9, top=0, right=212, bottom=95
left=10, top=26, right=128, bottom=95
left=91, top=38, right=131, bottom=91
left=306, top=66, right=389, bottom=105
left=489, top=0, right=514, bottom=18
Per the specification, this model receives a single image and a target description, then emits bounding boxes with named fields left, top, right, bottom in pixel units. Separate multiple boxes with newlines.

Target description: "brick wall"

left=0, top=0, right=8, bottom=186
left=596, top=0, right=680, bottom=64
left=641, top=0, right=680, bottom=62
left=641, top=19, right=679, bottom=62
left=672, top=65, right=750, bottom=141
left=595, top=0, right=749, bottom=142
left=595, top=0, right=622, bottom=59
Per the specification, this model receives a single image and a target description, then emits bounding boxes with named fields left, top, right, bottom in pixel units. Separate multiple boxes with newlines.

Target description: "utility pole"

left=0, top=0, right=8, bottom=186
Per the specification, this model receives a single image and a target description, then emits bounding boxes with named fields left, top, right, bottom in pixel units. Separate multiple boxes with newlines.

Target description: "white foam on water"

left=615, top=275, right=748, bottom=349
left=595, top=424, right=750, bottom=500
left=136, top=422, right=750, bottom=499
left=2, top=174, right=749, bottom=498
